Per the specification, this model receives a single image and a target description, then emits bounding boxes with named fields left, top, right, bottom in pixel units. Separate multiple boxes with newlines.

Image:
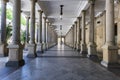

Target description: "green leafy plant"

left=21, top=31, right=26, bottom=44
left=6, top=23, right=12, bottom=42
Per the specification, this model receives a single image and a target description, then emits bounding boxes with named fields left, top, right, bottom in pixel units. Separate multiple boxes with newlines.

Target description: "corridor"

left=0, top=45, right=120, bottom=80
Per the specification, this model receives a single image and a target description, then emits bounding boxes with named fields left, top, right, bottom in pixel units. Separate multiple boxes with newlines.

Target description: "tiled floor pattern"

left=0, top=44, right=120, bottom=80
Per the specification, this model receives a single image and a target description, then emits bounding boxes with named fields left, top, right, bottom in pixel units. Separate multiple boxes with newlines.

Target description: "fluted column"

left=36, top=10, right=43, bottom=53
left=87, top=0, right=97, bottom=58
left=6, top=0, right=25, bottom=67
left=43, top=17, right=47, bottom=50
left=0, top=0, right=8, bottom=56
left=80, top=10, right=87, bottom=55
left=101, top=0, right=118, bottom=68
left=76, top=17, right=81, bottom=51
left=27, top=0, right=37, bottom=58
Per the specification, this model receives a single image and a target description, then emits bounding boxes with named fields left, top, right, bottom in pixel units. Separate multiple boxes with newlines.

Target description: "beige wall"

left=65, top=3, right=120, bottom=62
left=65, top=28, right=74, bottom=47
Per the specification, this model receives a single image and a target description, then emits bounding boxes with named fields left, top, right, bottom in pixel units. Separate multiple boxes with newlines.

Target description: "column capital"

left=43, top=17, right=47, bottom=20
left=21, top=10, right=23, bottom=13
left=75, top=21, right=77, bottom=24
left=26, top=16, right=30, bottom=19
left=46, top=21, right=49, bottom=23
left=38, top=10, right=43, bottom=13
left=2, top=0, right=9, bottom=3
left=72, top=24, right=75, bottom=27
left=77, top=17, right=81, bottom=20
left=2, top=0, right=9, bottom=4
left=30, top=0, right=37, bottom=2
left=89, top=0, right=95, bottom=5
left=82, top=10, right=86, bottom=13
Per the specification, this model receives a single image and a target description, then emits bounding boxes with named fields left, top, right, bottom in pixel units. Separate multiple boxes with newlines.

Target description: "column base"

left=27, top=44, right=37, bottom=58
left=0, top=44, right=8, bottom=57
left=73, top=43, right=76, bottom=50
left=87, top=42, right=99, bottom=61
left=80, top=43, right=87, bottom=56
left=42, top=43, right=46, bottom=51
left=24, top=43, right=29, bottom=51
left=87, top=54, right=99, bottom=62
left=45, top=43, right=48, bottom=51
left=101, top=61, right=120, bottom=68
left=36, top=43, right=43, bottom=54
left=6, top=44, right=24, bottom=67
left=87, top=43, right=97, bottom=57
left=6, top=59, right=25, bottom=67
left=101, top=45, right=118, bottom=68
left=80, top=51, right=87, bottom=57
left=76, top=44, right=80, bottom=52
left=77, top=49, right=80, bottom=52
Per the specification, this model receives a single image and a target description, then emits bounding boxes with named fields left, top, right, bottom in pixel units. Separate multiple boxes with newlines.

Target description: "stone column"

left=75, top=21, right=77, bottom=50
left=43, top=17, right=47, bottom=50
left=26, top=16, right=30, bottom=44
left=80, top=10, right=87, bottom=55
left=72, top=25, right=74, bottom=48
left=47, top=22, right=50, bottom=48
left=24, top=16, right=30, bottom=50
left=36, top=10, right=43, bottom=53
left=27, top=0, right=37, bottom=58
left=76, top=17, right=81, bottom=51
left=36, top=22, right=38, bottom=43
left=73, top=25, right=75, bottom=49
left=6, top=0, right=25, bottom=67
left=46, top=21, right=49, bottom=50
left=0, top=0, right=8, bottom=56
left=101, top=0, right=118, bottom=68
left=87, top=0, right=97, bottom=58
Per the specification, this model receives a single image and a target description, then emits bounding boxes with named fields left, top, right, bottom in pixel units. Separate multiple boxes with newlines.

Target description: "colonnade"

left=0, top=0, right=119, bottom=68
left=0, top=0, right=58, bottom=67
left=65, top=0, right=119, bottom=68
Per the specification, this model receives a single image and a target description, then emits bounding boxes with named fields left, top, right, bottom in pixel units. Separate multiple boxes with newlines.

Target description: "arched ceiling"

left=8, top=0, right=106, bottom=36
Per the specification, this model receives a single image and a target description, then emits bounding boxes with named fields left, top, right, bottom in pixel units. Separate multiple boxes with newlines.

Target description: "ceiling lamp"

left=60, top=25, right=62, bottom=30
left=60, top=5, right=64, bottom=20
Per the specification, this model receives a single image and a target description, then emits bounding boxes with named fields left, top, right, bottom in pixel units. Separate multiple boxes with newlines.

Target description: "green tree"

left=21, top=16, right=26, bottom=26
left=6, top=9, right=13, bottom=20
left=6, top=23, right=12, bottom=42
left=21, top=31, right=26, bottom=44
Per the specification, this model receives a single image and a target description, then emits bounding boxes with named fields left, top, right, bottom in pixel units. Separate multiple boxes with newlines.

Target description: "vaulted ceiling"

left=8, top=0, right=106, bottom=36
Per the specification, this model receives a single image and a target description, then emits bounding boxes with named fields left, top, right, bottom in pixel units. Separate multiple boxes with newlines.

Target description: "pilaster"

left=80, top=10, right=87, bottom=56
left=101, top=0, right=119, bottom=68
left=87, top=0, right=98, bottom=59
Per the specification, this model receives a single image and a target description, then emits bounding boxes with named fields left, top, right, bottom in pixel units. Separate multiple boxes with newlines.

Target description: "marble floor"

left=0, top=44, right=120, bottom=80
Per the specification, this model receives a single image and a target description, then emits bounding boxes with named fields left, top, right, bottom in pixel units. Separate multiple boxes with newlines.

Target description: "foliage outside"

left=0, top=7, right=26, bottom=43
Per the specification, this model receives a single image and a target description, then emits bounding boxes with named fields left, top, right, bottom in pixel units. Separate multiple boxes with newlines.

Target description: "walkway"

left=0, top=44, right=120, bottom=80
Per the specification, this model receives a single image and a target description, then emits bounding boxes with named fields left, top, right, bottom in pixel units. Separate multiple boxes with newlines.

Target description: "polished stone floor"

left=0, top=44, right=120, bottom=80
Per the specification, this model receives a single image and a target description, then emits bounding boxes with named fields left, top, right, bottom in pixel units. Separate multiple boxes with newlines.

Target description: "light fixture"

left=60, top=5, right=64, bottom=20
left=60, top=25, right=62, bottom=30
